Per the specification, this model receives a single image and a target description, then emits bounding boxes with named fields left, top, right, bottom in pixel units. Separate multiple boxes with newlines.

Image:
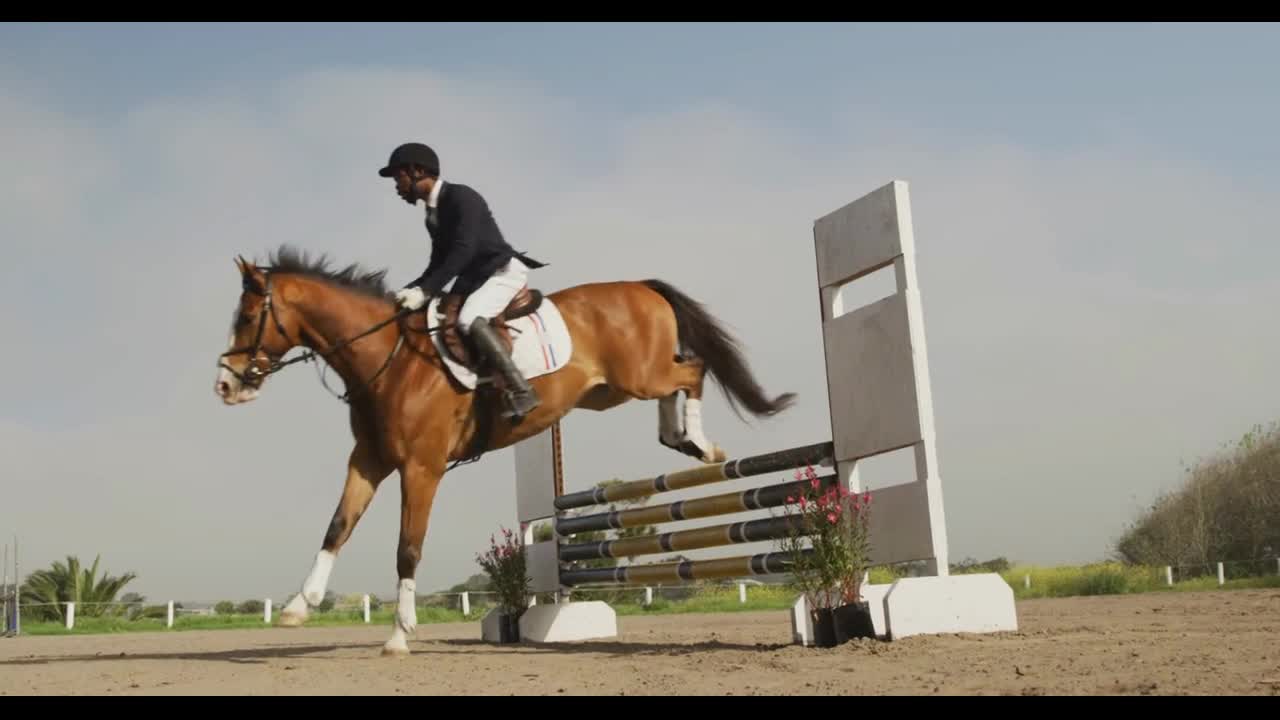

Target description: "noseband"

left=219, top=272, right=294, bottom=389
left=219, top=269, right=412, bottom=403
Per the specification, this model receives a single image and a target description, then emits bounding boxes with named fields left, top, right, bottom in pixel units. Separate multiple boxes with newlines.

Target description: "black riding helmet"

left=378, top=142, right=440, bottom=178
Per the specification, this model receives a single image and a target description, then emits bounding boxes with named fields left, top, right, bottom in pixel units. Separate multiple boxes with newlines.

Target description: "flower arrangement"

left=475, top=526, right=531, bottom=618
left=776, top=464, right=875, bottom=645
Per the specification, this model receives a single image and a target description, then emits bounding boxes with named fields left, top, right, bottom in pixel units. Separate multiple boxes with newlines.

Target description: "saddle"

left=436, top=286, right=544, bottom=380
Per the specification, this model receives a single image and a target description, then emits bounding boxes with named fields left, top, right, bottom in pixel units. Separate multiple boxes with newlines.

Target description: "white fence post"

left=167, top=601, right=175, bottom=628
left=1024, top=574, right=1031, bottom=590
left=461, top=591, right=470, bottom=617
left=264, top=598, right=272, bottom=624
left=1217, top=562, right=1225, bottom=586
left=65, top=602, right=75, bottom=630
left=644, top=587, right=653, bottom=606
left=362, top=594, right=371, bottom=623
left=1165, top=566, right=1173, bottom=586
left=738, top=582, right=747, bottom=604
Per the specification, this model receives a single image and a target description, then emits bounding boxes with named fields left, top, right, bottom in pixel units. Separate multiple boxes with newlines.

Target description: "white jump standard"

left=508, top=180, right=1018, bottom=644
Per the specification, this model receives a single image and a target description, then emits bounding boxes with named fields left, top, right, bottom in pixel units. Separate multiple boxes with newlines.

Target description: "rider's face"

left=393, top=168, right=417, bottom=205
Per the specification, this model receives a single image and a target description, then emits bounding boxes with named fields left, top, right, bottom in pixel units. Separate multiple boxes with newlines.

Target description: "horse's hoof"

left=381, top=644, right=411, bottom=657
left=278, top=611, right=306, bottom=627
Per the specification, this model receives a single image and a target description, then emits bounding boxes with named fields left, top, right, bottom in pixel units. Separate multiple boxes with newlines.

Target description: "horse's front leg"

left=382, top=458, right=445, bottom=656
left=279, top=442, right=391, bottom=626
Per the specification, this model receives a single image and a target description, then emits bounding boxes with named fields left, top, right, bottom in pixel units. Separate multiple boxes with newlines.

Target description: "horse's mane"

left=262, top=244, right=393, bottom=301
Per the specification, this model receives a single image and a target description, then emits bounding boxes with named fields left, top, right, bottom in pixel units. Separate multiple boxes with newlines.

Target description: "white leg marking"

left=383, top=578, right=417, bottom=656
left=302, top=549, right=335, bottom=606
left=682, top=398, right=720, bottom=462
left=659, top=394, right=683, bottom=446
left=280, top=593, right=309, bottom=625
left=280, top=549, right=336, bottom=626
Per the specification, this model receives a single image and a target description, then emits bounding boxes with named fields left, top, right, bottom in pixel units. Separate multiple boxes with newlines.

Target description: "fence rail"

left=5, top=555, right=1279, bottom=635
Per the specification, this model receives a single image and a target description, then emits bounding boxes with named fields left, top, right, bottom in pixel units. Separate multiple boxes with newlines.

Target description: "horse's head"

left=214, top=256, right=302, bottom=405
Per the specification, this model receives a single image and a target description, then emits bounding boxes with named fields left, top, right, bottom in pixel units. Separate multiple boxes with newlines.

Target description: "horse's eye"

left=236, top=313, right=251, bottom=329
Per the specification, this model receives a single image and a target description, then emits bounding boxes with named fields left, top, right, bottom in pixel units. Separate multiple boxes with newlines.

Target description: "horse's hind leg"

left=658, top=393, right=682, bottom=448
left=655, top=355, right=725, bottom=464
left=280, top=442, right=391, bottom=627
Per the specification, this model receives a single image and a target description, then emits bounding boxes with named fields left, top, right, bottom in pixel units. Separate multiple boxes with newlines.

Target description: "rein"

left=219, top=269, right=429, bottom=405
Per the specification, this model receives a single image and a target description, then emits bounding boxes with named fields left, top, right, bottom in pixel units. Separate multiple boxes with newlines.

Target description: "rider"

left=378, top=142, right=544, bottom=421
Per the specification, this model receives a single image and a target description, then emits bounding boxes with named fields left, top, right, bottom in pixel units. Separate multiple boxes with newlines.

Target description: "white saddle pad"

left=426, top=294, right=574, bottom=391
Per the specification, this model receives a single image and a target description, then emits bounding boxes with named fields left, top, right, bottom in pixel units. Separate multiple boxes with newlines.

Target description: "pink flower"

left=826, top=512, right=838, bottom=525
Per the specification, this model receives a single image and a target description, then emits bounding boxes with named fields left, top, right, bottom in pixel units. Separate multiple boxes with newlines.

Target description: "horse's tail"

left=642, top=279, right=796, bottom=421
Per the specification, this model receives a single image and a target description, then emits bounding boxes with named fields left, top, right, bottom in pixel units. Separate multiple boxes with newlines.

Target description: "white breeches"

left=458, top=257, right=529, bottom=331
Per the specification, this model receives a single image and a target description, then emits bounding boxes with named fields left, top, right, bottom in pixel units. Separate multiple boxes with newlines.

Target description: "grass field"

left=14, top=562, right=1280, bottom=636
left=1000, top=561, right=1280, bottom=598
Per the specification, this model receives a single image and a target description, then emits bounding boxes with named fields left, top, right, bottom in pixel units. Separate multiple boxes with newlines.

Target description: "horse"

left=213, top=245, right=795, bottom=656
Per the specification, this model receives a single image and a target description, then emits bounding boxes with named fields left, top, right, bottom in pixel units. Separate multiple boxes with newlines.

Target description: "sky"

left=2, top=22, right=1279, bottom=605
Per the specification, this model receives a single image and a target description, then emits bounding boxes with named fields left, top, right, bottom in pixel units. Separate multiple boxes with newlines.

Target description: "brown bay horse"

left=214, top=246, right=794, bottom=655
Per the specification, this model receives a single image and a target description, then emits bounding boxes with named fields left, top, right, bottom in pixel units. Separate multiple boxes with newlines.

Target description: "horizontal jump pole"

left=559, top=549, right=813, bottom=586
left=558, top=515, right=807, bottom=562
left=555, top=474, right=838, bottom=537
left=552, top=441, right=833, bottom=511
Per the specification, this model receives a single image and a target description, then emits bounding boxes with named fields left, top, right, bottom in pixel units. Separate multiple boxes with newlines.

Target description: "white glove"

left=395, top=286, right=428, bottom=310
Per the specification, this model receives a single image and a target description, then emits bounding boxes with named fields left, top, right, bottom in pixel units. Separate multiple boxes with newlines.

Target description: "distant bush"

left=1115, top=421, right=1280, bottom=573
left=237, top=599, right=264, bottom=615
left=952, top=556, right=1013, bottom=574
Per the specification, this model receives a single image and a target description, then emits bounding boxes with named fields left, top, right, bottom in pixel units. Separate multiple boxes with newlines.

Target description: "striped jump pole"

left=559, top=514, right=808, bottom=562
left=560, top=549, right=812, bottom=586
left=553, top=441, right=833, bottom=511
left=555, top=474, right=838, bottom=537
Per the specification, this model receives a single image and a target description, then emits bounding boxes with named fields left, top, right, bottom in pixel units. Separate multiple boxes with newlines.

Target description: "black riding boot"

left=468, top=317, right=541, bottom=421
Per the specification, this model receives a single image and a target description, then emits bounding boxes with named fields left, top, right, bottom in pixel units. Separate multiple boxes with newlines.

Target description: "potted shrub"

left=475, top=527, right=531, bottom=643
left=777, top=464, right=876, bottom=647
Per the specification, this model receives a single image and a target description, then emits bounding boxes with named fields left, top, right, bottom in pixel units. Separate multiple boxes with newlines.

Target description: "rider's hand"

left=395, top=286, right=428, bottom=311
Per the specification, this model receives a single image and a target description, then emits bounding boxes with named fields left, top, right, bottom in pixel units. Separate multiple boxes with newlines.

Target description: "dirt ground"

left=3, top=588, right=1278, bottom=695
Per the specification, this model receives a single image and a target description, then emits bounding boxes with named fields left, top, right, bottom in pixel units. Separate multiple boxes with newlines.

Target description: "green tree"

left=19, top=555, right=138, bottom=621
left=1115, top=420, right=1280, bottom=576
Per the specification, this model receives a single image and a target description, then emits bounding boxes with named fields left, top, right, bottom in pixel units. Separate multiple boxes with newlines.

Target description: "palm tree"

left=19, top=555, right=138, bottom=621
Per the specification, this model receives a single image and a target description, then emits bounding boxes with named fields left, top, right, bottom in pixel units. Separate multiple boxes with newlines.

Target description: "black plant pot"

left=812, top=601, right=875, bottom=647
left=834, top=601, right=876, bottom=642
left=812, top=608, right=839, bottom=648
left=497, top=612, right=522, bottom=643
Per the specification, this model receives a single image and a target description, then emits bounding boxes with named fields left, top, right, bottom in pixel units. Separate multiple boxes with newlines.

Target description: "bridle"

left=218, top=268, right=412, bottom=404
left=219, top=265, right=498, bottom=474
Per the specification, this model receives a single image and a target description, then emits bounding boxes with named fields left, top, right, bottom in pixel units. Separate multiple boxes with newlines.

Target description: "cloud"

left=2, top=62, right=1278, bottom=603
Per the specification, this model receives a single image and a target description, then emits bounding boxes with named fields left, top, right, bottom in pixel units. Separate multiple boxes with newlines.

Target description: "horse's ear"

left=236, top=255, right=264, bottom=294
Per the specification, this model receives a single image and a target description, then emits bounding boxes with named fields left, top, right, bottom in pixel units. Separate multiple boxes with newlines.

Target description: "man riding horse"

left=378, top=141, right=545, bottom=421
left=217, top=144, right=796, bottom=655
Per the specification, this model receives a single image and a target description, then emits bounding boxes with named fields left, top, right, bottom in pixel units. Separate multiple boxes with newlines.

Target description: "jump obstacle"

left=500, top=180, right=1018, bottom=645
